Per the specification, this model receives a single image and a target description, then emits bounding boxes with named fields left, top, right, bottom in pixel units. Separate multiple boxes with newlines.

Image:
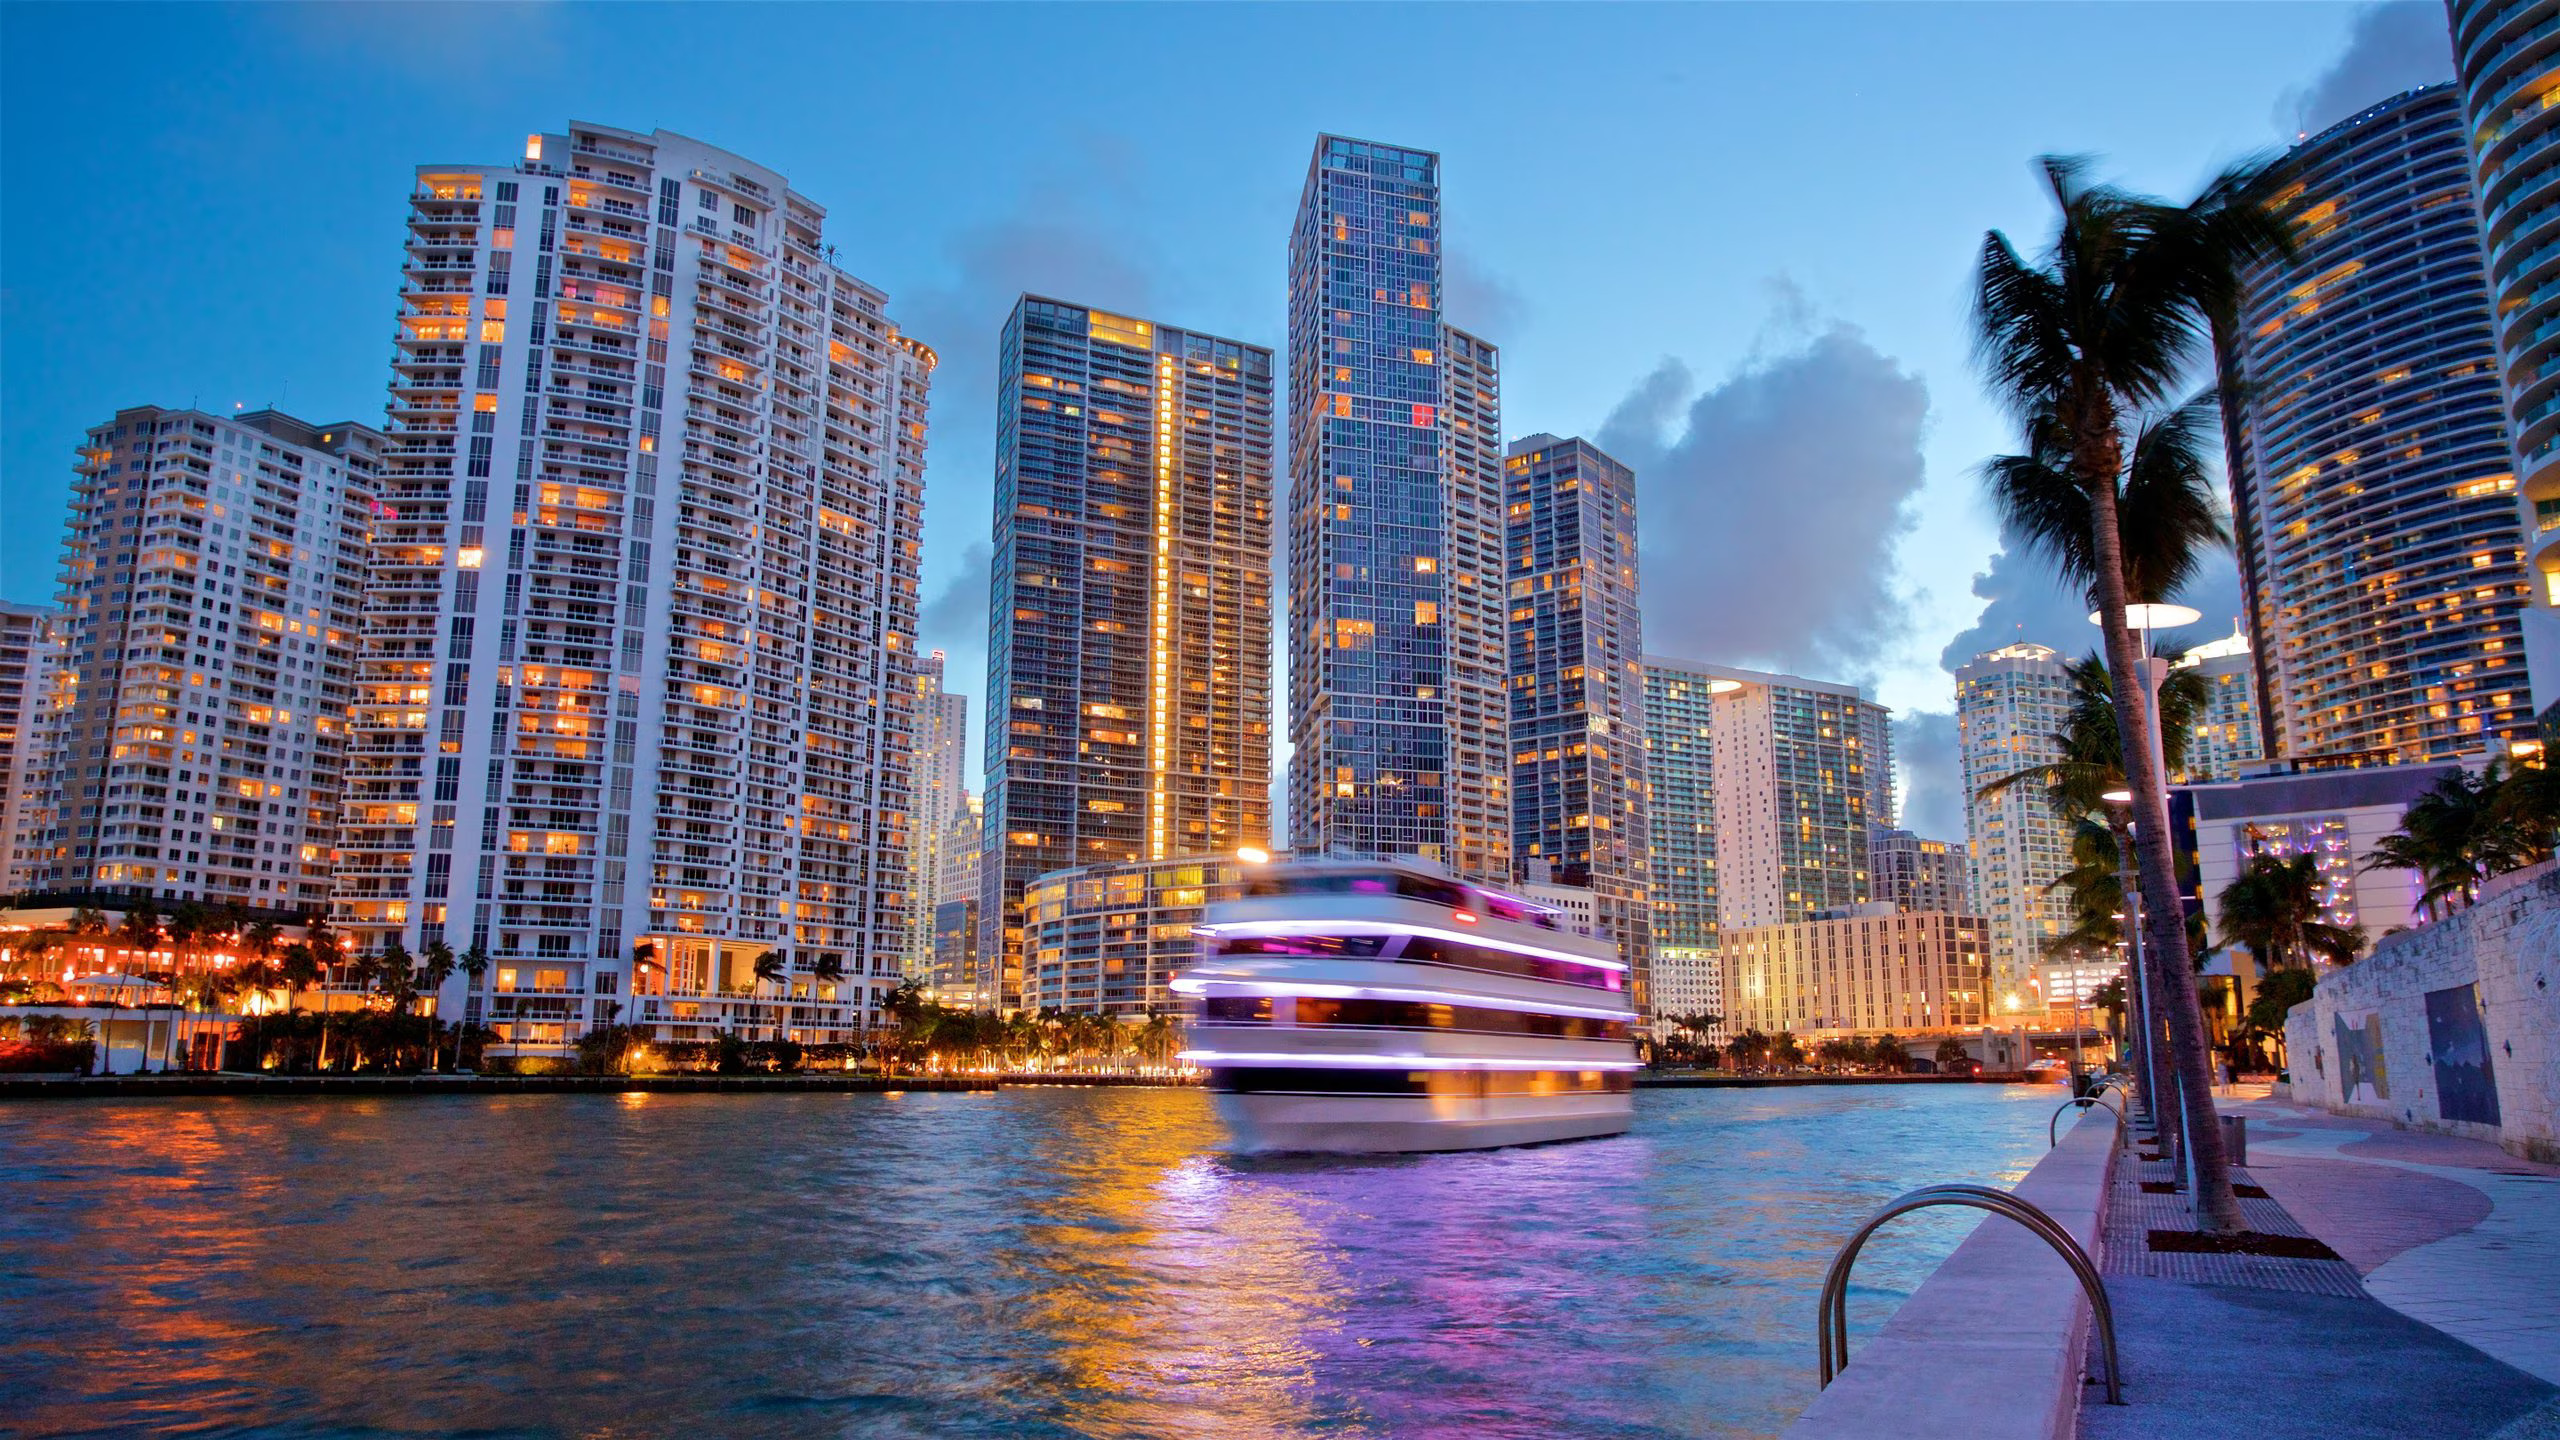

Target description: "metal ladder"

left=2052, top=1094, right=2129, bottom=1148
left=1816, top=1182, right=2124, bottom=1405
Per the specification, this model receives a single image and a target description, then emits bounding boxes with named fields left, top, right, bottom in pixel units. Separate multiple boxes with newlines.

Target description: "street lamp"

left=2091, top=603, right=2198, bottom=1168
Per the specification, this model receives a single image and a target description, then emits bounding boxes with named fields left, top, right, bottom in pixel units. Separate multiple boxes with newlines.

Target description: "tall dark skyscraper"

left=979, top=296, right=1275, bottom=1009
left=1504, top=433, right=1650, bottom=995
left=2221, top=83, right=2535, bottom=761
left=1285, top=135, right=1509, bottom=882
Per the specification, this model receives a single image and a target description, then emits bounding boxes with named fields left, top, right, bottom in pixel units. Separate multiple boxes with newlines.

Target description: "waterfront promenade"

left=2083, top=1086, right=2560, bottom=1439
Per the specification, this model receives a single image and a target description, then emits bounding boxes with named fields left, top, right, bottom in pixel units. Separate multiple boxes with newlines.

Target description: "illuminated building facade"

left=1956, top=642, right=2076, bottom=1006
left=1019, top=854, right=1249, bottom=1016
left=1285, top=134, right=1510, bottom=884
left=1723, top=905, right=1989, bottom=1036
left=2221, top=83, right=2534, bottom=762
left=1504, top=434, right=1651, bottom=996
left=2451, top=0, right=2560, bottom=728
left=1871, top=826, right=1968, bottom=914
left=336, top=123, right=934, bottom=1057
left=980, top=296, right=1275, bottom=1011
left=2172, top=622, right=2266, bottom=783
left=1642, top=658, right=1720, bottom=1017
left=51, top=407, right=378, bottom=908
left=1681, top=660, right=1890, bottom=931
left=903, top=649, right=969, bottom=978
left=0, top=603, right=68, bottom=892
left=930, top=791, right=982, bottom=1003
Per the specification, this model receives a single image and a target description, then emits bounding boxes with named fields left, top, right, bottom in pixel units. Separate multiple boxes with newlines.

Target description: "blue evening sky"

left=0, top=2, right=2452, bottom=829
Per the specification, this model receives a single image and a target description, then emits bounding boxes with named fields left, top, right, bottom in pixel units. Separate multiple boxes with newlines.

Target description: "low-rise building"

left=1723, top=904, right=1989, bottom=1036
left=1019, top=854, right=1248, bottom=1016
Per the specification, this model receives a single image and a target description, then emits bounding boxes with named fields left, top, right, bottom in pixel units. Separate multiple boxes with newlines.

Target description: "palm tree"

left=1972, top=154, right=2291, bottom=1231
left=2217, top=854, right=2364, bottom=973
left=116, top=901, right=167, bottom=1071
left=2362, top=763, right=2541, bottom=920
left=753, top=947, right=789, bottom=1041
left=1979, top=654, right=2206, bottom=1119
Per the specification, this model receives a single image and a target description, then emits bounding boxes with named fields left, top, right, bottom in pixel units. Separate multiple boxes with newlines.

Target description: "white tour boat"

left=1174, top=858, right=1639, bottom=1153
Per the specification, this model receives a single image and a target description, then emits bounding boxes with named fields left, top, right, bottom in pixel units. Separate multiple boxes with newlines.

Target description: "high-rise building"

left=902, top=650, right=969, bottom=978
left=1642, top=659, right=1720, bottom=1015
left=1285, top=134, right=1510, bottom=883
left=0, top=603, right=67, bottom=892
left=336, top=124, right=934, bottom=1058
left=979, top=296, right=1275, bottom=1011
left=2221, top=83, right=2535, bottom=762
left=2172, top=622, right=2265, bottom=783
left=1019, top=854, right=1249, bottom=1016
left=1956, top=642, right=2076, bottom=1006
left=1654, top=659, right=1889, bottom=932
left=930, top=789, right=982, bottom=1003
left=1723, top=905, right=1989, bottom=1037
left=51, top=407, right=379, bottom=909
left=1504, top=433, right=1650, bottom=995
left=1871, top=826, right=1968, bottom=914
left=2450, top=0, right=2560, bottom=730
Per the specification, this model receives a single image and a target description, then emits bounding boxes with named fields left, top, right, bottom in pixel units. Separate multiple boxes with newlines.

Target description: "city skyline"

left=0, top=3, right=2461, bottom=839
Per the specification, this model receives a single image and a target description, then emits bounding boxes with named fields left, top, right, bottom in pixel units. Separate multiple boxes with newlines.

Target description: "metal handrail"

left=2051, top=1094, right=2128, bottom=1148
left=1817, top=1182, right=2123, bottom=1405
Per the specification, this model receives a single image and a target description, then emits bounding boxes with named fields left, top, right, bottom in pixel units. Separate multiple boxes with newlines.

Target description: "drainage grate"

left=2147, top=1229, right=2343, bottom=1261
left=2140, top=1181, right=2268, bottom=1197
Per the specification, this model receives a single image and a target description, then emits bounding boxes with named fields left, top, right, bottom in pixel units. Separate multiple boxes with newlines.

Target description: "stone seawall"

left=2281, top=860, right=2560, bottom=1163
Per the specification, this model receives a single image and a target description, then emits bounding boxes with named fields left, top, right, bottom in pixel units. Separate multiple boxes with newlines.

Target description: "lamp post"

left=2093, top=601, right=2198, bottom=1175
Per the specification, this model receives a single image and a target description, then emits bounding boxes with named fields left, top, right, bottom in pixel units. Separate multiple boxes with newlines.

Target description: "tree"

left=1935, top=1037, right=1971, bottom=1071
left=1972, top=154, right=2291, bottom=1230
left=1771, top=1032, right=1805, bottom=1070
left=2245, top=968, right=2317, bottom=1070
left=2217, top=854, right=2364, bottom=973
left=1727, top=1028, right=1772, bottom=1072
left=117, top=901, right=168, bottom=1071
left=753, top=947, right=790, bottom=1041
left=2363, top=762, right=2543, bottom=920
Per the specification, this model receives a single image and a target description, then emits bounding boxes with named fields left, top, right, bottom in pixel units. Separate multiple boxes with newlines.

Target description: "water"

left=0, top=1084, right=2056, bottom=1439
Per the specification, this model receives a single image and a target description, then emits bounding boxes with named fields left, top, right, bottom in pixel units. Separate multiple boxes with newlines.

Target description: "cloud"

left=1895, top=710, right=1966, bottom=842
left=1938, top=535, right=2250, bottom=672
left=1938, top=540, right=2095, bottom=671
left=920, top=542, right=992, bottom=650
left=1600, top=317, right=1931, bottom=679
left=2272, top=2, right=2454, bottom=137
left=1444, top=247, right=1525, bottom=337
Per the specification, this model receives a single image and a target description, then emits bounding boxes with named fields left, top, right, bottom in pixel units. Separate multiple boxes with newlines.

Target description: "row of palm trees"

left=2364, top=761, right=2558, bottom=920
left=881, top=980, right=1186, bottom=1072
left=1969, top=151, right=2560, bottom=1228
left=1970, top=150, right=2294, bottom=1231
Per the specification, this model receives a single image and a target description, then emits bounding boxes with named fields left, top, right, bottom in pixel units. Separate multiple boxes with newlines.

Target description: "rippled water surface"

left=0, top=1084, right=2058, bottom=1439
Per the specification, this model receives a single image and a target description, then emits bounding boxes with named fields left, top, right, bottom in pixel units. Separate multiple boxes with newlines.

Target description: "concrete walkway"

left=2079, top=1098, right=2560, bottom=1440
left=2233, top=1096, right=2560, bottom=1386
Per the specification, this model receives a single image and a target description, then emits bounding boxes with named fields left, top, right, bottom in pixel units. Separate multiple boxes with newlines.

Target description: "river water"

left=0, top=1083, right=2056, bottom=1439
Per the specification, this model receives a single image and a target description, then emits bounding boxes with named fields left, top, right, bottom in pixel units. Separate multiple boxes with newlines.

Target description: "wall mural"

left=2423, top=983, right=2502, bottom=1127
left=2331, top=1008, right=2389, bottom=1105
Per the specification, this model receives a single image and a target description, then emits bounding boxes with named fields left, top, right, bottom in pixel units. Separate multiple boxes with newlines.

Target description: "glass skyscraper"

left=1505, top=434, right=1650, bottom=996
left=1286, top=134, right=1509, bottom=882
left=2451, top=0, right=2560, bottom=731
left=2221, top=83, right=2535, bottom=761
left=980, top=296, right=1275, bottom=1010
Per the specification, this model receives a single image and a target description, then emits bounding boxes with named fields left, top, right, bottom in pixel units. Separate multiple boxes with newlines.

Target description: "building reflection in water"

left=0, top=1084, right=2053, bottom=1439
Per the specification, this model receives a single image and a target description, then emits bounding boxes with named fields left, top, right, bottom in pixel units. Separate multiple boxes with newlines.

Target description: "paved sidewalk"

left=2232, top=1097, right=2560, bottom=1385
left=2078, top=1104, right=2559, bottom=1440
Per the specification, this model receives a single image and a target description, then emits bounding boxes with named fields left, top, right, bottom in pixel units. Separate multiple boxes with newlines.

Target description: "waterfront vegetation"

left=1972, top=152, right=2295, bottom=1230
left=2362, top=759, right=2559, bottom=921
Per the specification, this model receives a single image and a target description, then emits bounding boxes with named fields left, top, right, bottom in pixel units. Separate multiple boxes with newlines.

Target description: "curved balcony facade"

left=2219, top=83, right=2536, bottom=761
left=2453, top=0, right=2560, bottom=728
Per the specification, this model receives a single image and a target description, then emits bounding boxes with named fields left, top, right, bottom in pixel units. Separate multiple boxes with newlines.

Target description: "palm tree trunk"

left=2086, top=467, right=2244, bottom=1232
